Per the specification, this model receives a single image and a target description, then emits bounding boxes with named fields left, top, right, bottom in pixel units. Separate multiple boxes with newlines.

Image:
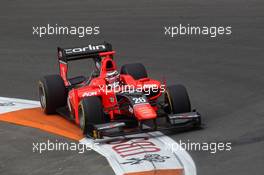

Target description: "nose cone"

left=133, top=103, right=157, bottom=120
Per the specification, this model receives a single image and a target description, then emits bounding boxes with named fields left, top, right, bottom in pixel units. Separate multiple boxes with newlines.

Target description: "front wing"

left=89, top=111, right=201, bottom=139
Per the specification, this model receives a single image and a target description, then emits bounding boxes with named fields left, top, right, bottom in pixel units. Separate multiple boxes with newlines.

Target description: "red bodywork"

left=59, top=51, right=164, bottom=126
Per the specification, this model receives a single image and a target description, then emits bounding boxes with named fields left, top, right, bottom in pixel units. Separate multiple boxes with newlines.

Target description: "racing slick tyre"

left=38, top=75, right=67, bottom=114
left=165, top=84, right=191, bottom=114
left=120, top=63, right=148, bottom=80
left=78, top=96, right=104, bottom=138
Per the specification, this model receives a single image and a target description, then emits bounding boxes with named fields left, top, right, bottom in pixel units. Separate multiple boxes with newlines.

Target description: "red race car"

left=38, top=42, right=201, bottom=139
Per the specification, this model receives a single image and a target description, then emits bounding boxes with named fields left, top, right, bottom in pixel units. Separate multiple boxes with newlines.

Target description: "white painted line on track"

left=0, top=97, right=40, bottom=114
left=149, top=132, right=196, bottom=175
left=80, top=131, right=196, bottom=175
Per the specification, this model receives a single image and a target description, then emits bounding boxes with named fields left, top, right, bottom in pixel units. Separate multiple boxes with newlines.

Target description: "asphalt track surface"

left=0, top=0, right=264, bottom=175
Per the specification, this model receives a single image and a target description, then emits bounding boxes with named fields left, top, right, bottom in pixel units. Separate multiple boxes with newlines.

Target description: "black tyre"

left=120, top=63, right=148, bottom=80
left=78, top=96, right=104, bottom=136
left=165, top=84, right=191, bottom=114
left=38, top=75, right=67, bottom=114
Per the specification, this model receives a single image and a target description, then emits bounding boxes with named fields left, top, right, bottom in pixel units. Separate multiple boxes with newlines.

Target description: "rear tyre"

left=78, top=96, right=104, bottom=137
left=165, top=84, right=191, bottom=114
left=38, top=75, right=67, bottom=114
left=120, top=63, right=148, bottom=80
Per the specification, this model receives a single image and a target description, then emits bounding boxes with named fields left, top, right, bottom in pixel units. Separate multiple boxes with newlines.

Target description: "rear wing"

left=57, top=42, right=113, bottom=63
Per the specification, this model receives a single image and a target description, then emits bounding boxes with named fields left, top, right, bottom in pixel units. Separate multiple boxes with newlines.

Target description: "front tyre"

left=78, top=96, right=104, bottom=137
left=165, top=84, right=191, bottom=114
left=38, top=75, right=67, bottom=114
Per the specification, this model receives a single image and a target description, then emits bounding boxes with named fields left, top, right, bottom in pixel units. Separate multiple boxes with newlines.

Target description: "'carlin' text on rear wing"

left=57, top=42, right=113, bottom=63
left=57, top=42, right=114, bottom=86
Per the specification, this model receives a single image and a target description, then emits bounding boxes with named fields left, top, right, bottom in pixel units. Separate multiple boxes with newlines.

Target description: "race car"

left=38, top=42, right=201, bottom=139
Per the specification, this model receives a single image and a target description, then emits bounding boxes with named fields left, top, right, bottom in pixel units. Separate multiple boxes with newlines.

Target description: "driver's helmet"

left=105, top=70, right=120, bottom=84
